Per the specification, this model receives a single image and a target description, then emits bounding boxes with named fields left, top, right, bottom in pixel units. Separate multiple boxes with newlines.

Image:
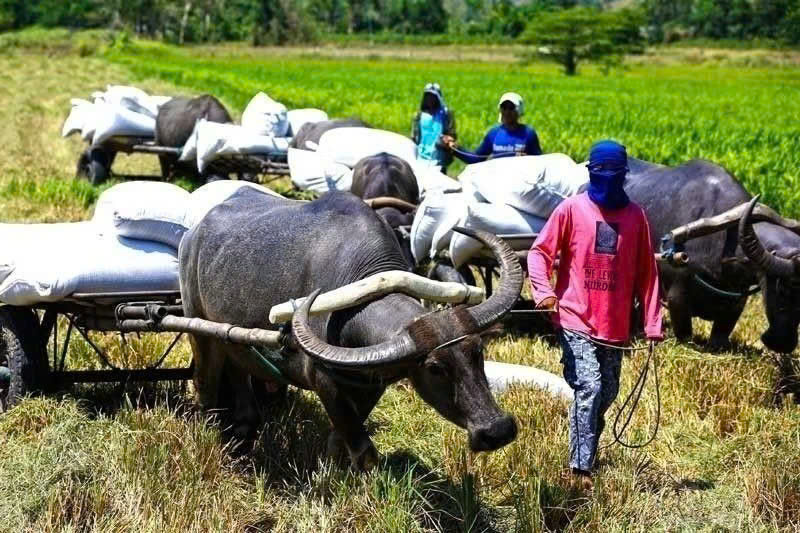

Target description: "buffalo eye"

left=427, top=362, right=447, bottom=378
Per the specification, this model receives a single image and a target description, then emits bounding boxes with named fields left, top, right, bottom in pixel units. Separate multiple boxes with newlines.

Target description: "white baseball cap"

left=498, top=92, right=524, bottom=115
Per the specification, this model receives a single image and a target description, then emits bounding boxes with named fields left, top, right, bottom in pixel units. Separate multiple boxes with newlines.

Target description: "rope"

left=569, top=329, right=651, bottom=352
left=692, top=274, right=760, bottom=300
left=608, top=341, right=661, bottom=449
left=450, top=146, right=491, bottom=161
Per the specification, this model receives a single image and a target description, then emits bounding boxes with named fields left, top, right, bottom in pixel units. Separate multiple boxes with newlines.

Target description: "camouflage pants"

left=559, top=329, right=623, bottom=472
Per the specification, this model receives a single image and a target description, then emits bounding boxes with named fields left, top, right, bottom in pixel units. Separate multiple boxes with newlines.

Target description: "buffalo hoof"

left=706, top=338, right=732, bottom=353
left=326, top=431, right=348, bottom=463
left=351, top=442, right=380, bottom=471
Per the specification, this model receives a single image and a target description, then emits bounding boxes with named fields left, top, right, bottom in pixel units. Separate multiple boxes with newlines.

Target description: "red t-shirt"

left=527, top=192, right=663, bottom=343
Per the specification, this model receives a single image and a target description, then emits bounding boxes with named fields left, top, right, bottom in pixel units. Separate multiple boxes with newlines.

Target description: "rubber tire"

left=0, top=307, right=49, bottom=411
left=75, top=150, right=91, bottom=179
left=87, top=149, right=111, bottom=185
left=76, top=149, right=112, bottom=185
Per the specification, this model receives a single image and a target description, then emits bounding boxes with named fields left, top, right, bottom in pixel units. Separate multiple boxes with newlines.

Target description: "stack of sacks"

left=0, top=222, right=179, bottom=306
left=459, top=153, right=588, bottom=218
left=241, top=92, right=290, bottom=137
left=286, top=108, right=328, bottom=137
left=409, top=153, right=590, bottom=268
left=287, top=147, right=353, bottom=194
left=180, top=119, right=292, bottom=173
left=240, top=91, right=328, bottom=138
left=62, top=85, right=171, bottom=146
left=409, top=192, right=546, bottom=267
left=0, top=181, right=282, bottom=306
left=93, top=180, right=283, bottom=248
left=289, top=127, right=461, bottom=196
left=178, top=92, right=328, bottom=173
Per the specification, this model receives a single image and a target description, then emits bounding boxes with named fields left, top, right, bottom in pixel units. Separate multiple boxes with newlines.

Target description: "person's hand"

left=440, top=135, right=456, bottom=151
left=536, top=296, right=558, bottom=312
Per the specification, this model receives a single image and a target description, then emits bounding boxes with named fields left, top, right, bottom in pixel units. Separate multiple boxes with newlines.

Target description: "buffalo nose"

left=469, top=415, right=518, bottom=452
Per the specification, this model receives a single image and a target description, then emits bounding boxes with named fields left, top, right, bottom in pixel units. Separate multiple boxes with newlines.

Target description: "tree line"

left=0, top=0, right=798, bottom=45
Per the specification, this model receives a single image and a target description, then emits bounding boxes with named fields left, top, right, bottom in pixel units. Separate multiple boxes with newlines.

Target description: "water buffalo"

left=351, top=153, right=419, bottom=205
left=625, top=158, right=800, bottom=354
left=353, top=152, right=420, bottom=233
left=179, top=188, right=521, bottom=469
left=289, top=118, right=370, bottom=150
left=155, top=94, right=232, bottom=182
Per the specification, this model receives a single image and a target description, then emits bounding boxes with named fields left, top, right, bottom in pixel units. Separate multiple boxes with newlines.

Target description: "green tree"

left=521, top=7, right=645, bottom=75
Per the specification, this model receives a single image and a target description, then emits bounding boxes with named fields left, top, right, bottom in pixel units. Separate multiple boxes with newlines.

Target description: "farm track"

left=0, top=41, right=798, bottom=531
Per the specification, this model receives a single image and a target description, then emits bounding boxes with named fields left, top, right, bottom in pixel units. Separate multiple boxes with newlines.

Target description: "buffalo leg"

left=189, top=334, right=226, bottom=410
left=221, top=350, right=260, bottom=438
left=315, top=375, right=385, bottom=470
left=708, top=301, right=746, bottom=351
left=667, top=279, right=693, bottom=342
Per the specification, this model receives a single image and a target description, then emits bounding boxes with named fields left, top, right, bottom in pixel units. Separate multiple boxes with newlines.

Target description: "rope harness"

left=609, top=340, right=661, bottom=449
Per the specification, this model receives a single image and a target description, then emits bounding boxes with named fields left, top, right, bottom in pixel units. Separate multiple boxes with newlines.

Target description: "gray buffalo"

left=155, top=94, right=232, bottom=183
left=289, top=118, right=371, bottom=151
left=625, top=158, right=800, bottom=354
left=353, top=152, right=420, bottom=229
left=179, top=188, right=521, bottom=469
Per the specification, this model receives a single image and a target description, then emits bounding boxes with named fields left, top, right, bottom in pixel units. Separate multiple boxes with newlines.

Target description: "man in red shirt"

left=527, top=140, right=662, bottom=489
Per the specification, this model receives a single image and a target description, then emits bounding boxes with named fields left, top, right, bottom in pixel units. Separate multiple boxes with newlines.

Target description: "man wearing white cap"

left=443, top=92, right=542, bottom=164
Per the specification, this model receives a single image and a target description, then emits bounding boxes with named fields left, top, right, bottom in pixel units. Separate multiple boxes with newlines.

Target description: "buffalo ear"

left=479, top=323, right=505, bottom=340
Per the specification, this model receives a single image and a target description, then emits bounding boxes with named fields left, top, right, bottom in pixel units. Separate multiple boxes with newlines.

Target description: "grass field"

left=1, top=31, right=800, bottom=532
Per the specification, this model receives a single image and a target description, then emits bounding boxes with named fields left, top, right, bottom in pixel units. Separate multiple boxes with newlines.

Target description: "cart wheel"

left=0, top=307, right=50, bottom=411
left=77, top=149, right=112, bottom=185
left=87, top=149, right=111, bottom=185
left=75, top=150, right=91, bottom=179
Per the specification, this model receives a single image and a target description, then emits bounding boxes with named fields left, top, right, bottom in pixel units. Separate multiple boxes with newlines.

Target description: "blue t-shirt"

left=456, top=124, right=542, bottom=164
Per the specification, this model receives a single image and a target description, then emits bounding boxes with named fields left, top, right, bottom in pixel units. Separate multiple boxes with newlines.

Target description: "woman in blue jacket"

left=411, top=82, right=457, bottom=170
left=445, top=92, right=542, bottom=163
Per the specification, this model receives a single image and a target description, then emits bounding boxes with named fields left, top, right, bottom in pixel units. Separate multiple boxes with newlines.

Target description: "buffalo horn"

left=454, top=228, right=524, bottom=330
left=363, top=197, right=418, bottom=213
left=291, top=229, right=522, bottom=368
left=291, top=289, right=420, bottom=368
left=739, top=195, right=799, bottom=278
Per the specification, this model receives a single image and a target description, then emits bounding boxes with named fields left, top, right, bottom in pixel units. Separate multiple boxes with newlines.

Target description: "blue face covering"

left=587, top=140, right=630, bottom=210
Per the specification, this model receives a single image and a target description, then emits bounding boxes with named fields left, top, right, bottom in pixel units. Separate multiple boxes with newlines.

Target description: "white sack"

left=0, top=223, right=179, bottom=305
left=100, top=85, right=171, bottom=118
left=449, top=202, right=546, bottom=268
left=193, top=120, right=290, bottom=173
left=317, top=127, right=417, bottom=168
left=458, top=153, right=588, bottom=219
left=484, top=361, right=573, bottom=399
left=179, top=119, right=201, bottom=163
left=241, top=92, right=289, bottom=137
left=91, top=103, right=156, bottom=147
left=62, top=100, right=95, bottom=138
left=189, top=180, right=283, bottom=226
left=286, top=108, right=328, bottom=137
left=410, top=161, right=462, bottom=196
left=409, top=191, right=466, bottom=263
left=287, top=147, right=353, bottom=194
left=93, top=181, right=192, bottom=249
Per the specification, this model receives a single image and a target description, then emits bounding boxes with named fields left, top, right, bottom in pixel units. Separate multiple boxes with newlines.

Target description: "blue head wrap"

left=587, top=140, right=630, bottom=210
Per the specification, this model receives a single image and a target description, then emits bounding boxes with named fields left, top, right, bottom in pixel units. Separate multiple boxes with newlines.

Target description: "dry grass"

left=0, top=44, right=799, bottom=532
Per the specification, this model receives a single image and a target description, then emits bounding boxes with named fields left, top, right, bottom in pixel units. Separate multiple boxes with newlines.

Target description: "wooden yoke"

left=668, top=201, right=800, bottom=245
